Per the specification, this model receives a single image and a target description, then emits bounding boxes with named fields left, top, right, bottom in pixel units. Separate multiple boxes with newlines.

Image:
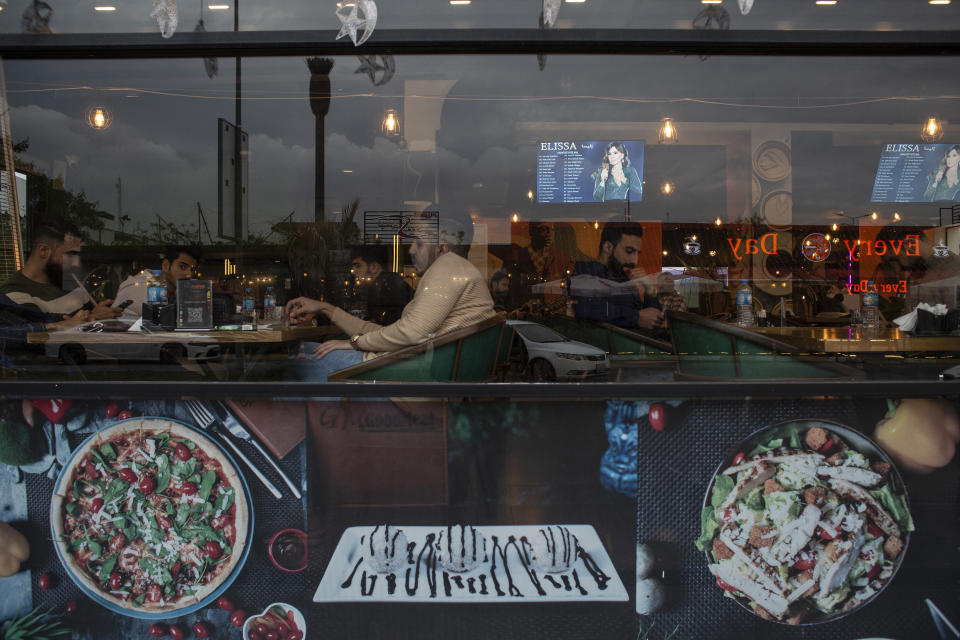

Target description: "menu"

left=871, top=142, right=960, bottom=202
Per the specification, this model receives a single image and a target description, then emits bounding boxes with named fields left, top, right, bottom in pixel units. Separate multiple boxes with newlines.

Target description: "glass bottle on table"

left=242, top=287, right=257, bottom=329
left=736, top=280, right=755, bottom=327
left=264, top=286, right=277, bottom=323
left=862, top=281, right=880, bottom=330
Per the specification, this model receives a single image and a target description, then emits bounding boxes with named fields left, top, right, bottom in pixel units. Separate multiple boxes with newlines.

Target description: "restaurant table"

left=748, top=325, right=960, bottom=353
left=0, top=400, right=309, bottom=639
left=26, top=325, right=342, bottom=379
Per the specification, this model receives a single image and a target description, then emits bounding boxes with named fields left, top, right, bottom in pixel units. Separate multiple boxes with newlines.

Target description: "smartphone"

left=117, top=299, right=134, bottom=309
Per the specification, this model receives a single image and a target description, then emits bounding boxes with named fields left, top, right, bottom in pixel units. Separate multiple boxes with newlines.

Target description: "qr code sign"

left=187, top=307, right=204, bottom=323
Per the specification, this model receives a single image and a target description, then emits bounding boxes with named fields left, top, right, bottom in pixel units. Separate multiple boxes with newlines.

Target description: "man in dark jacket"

left=350, top=245, right=413, bottom=326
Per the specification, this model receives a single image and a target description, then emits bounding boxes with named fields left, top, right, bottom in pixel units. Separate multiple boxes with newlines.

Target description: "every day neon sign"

left=843, top=235, right=920, bottom=262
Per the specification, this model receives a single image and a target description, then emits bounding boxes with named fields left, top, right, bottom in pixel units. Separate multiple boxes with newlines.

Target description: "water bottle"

left=147, top=270, right=166, bottom=304
left=263, top=286, right=276, bottom=322
left=861, top=281, right=879, bottom=329
left=242, top=287, right=256, bottom=328
left=736, top=280, right=754, bottom=327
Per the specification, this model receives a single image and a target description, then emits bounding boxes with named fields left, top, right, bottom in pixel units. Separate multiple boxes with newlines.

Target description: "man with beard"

left=112, top=245, right=202, bottom=319
left=284, top=213, right=496, bottom=381
left=349, top=244, right=413, bottom=326
left=0, top=223, right=120, bottom=320
left=570, top=222, right=663, bottom=331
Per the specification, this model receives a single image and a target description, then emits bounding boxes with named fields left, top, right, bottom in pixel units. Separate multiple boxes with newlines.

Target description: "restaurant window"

left=0, top=52, right=959, bottom=384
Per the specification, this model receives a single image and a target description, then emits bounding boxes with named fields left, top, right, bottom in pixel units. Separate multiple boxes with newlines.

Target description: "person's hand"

left=91, top=299, right=122, bottom=320
left=312, top=339, right=353, bottom=360
left=935, top=166, right=946, bottom=185
left=48, top=309, right=91, bottom=331
left=285, top=297, right=330, bottom=323
left=637, top=307, right=664, bottom=330
left=600, top=166, right=609, bottom=183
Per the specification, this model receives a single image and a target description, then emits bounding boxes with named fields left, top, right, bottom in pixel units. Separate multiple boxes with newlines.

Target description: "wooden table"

left=749, top=326, right=960, bottom=353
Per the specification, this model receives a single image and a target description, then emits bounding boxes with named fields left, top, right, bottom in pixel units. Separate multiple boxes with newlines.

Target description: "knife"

left=212, top=401, right=302, bottom=500
left=927, top=599, right=960, bottom=640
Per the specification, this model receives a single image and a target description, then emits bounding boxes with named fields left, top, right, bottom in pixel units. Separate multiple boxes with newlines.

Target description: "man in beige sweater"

left=284, top=217, right=496, bottom=381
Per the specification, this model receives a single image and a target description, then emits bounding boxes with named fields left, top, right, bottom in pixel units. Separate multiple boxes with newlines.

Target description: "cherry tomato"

left=118, top=468, right=137, bottom=483
left=216, top=596, right=235, bottom=611
left=819, top=437, right=835, bottom=454
left=92, top=498, right=104, bottom=513
left=211, top=515, right=228, bottom=530
left=256, top=623, right=268, bottom=635
left=65, top=600, right=78, bottom=615
left=146, top=584, right=162, bottom=602
left=117, top=409, right=135, bottom=420
left=286, top=631, right=303, bottom=640
left=109, top=532, right=126, bottom=553
left=816, top=526, right=837, bottom=541
left=276, top=622, right=289, bottom=637
left=264, top=631, right=279, bottom=640
left=286, top=610, right=296, bottom=625
left=732, top=452, right=745, bottom=466
left=149, top=623, right=168, bottom=637
left=205, top=541, right=222, bottom=559
left=230, top=609, right=247, bottom=627
left=249, top=633, right=263, bottom=640
left=38, top=573, right=53, bottom=590
left=109, top=571, right=123, bottom=590
left=170, top=562, right=181, bottom=579
left=866, top=564, right=881, bottom=580
left=168, top=624, right=185, bottom=640
left=866, top=522, right=884, bottom=538
left=648, top=403, right=667, bottom=431
left=180, top=482, right=198, bottom=496
left=791, top=554, right=816, bottom=571
left=156, top=514, right=173, bottom=530
left=716, top=577, right=738, bottom=593
left=172, top=443, right=191, bottom=462
left=138, top=475, right=156, bottom=495
left=192, top=621, right=211, bottom=638
left=105, top=403, right=120, bottom=418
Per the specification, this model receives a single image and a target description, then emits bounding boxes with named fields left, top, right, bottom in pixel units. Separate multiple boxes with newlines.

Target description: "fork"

left=184, top=399, right=283, bottom=499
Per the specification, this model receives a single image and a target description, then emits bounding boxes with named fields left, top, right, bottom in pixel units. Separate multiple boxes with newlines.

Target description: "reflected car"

left=507, top=320, right=610, bottom=381
left=45, top=339, right=221, bottom=365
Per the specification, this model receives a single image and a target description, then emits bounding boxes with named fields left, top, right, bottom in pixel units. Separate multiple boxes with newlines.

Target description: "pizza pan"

left=50, top=416, right=254, bottom=620
left=700, top=419, right=911, bottom=626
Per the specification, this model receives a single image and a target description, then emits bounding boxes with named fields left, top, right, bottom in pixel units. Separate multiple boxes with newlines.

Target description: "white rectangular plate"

left=313, top=525, right=628, bottom=603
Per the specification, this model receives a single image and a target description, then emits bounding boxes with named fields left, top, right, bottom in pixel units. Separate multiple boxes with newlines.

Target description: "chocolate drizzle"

left=452, top=576, right=464, bottom=590
left=576, top=545, right=609, bottom=590
left=489, top=535, right=522, bottom=597
left=405, top=533, right=436, bottom=597
left=561, top=575, right=571, bottom=591
left=478, top=574, right=488, bottom=595
left=443, top=571, right=452, bottom=597
left=467, top=577, right=476, bottom=594
left=341, top=558, right=363, bottom=589
left=360, top=571, right=377, bottom=596
left=508, top=536, right=545, bottom=596
left=571, top=569, right=588, bottom=595
left=544, top=575, right=562, bottom=589
left=386, top=573, right=397, bottom=595
left=406, top=541, right=416, bottom=564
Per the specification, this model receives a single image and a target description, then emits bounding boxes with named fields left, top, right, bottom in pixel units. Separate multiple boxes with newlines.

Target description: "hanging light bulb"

left=661, top=181, right=675, bottom=195
left=893, top=211, right=901, bottom=222
left=831, top=223, right=838, bottom=231
left=85, top=106, right=113, bottom=130
left=527, top=189, right=534, bottom=201
left=593, top=220, right=599, bottom=230
left=658, top=118, right=679, bottom=144
left=511, top=213, right=519, bottom=223
left=714, top=216, right=722, bottom=226
left=870, top=212, right=878, bottom=220
left=921, top=116, right=944, bottom=142
left=380, top=108, right=400, bottom=137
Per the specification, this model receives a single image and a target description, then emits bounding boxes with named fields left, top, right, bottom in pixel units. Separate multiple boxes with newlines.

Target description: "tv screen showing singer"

left=537, top=140, right=644, bottom=204
left=871, top=142, right=960, bottom=203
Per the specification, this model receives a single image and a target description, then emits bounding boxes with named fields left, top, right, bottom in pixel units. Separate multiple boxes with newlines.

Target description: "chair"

left=327, top=316, right=507, bottom=382
left=667, top=310, right=864, bottom=380
left=542, top=315, right=673, bottom=360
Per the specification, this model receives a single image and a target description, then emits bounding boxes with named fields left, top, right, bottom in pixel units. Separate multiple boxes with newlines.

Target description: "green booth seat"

left=328, top=316, right=508, bottom=382
left=666, top=310, right=864, bottom=381
left=542, top=315, right=674, bottom=360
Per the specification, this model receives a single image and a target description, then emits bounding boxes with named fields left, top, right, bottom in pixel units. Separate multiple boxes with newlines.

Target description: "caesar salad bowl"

left=698, top=419, right=913, bottom=626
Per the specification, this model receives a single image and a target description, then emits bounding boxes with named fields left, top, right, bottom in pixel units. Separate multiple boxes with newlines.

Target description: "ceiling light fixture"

left=921, top=115, right=945, bottom=142
left=85, top=106, right=113, bottom=130
left=658, top=117, right=679, bottom=145
left=380, top=108, right=400, bottom=137
left=815, top=0, right=837, bottom=4
left=94, top=5, right=117, bottom=10
left=928, top=0, right=951, bottom=5
left=449, top=0, right=471, bottom=5
left=208, top=4, right=230, bottom=9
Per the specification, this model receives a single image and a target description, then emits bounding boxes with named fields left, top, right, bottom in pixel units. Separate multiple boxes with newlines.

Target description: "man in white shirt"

left=113, top=245, right=201, bottom=318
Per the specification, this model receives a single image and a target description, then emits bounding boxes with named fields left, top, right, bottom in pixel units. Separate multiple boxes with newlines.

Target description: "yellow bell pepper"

left=875, top=398, right=960, bottom=474
left=0, top=521, right=30, bottom=578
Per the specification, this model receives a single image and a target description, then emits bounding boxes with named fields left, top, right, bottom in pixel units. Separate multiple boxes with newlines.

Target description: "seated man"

left=113, top=245, right=202, bottom=319
left=285, top=215, right=497, bottom=381
left=570, top=222, right=663, bottom=331
left=349, top=244, right=413, bottom=326
left=490, top=269, right=512, bottom=313
left=0, top=293, right=90, bottom=368
left=0, top=222, right=119, bottom=321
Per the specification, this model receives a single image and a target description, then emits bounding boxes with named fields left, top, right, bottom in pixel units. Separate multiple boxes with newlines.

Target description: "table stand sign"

left=176, top=279, right=214, bottom=331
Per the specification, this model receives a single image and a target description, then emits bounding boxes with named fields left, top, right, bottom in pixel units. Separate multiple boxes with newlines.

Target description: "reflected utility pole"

left=307, top=58, right=334, bottom=224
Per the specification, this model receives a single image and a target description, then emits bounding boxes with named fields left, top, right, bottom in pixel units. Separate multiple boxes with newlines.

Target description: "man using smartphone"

left=113, top=245, right=202, bottom=319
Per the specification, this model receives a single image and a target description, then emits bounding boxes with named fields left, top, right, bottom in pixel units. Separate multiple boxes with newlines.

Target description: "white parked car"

left=507, top=320, right=610, bottom=381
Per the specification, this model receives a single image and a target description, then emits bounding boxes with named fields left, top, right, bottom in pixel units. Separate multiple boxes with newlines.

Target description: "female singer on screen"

left=923, top=144, right=960, bottom=202
left=592, top=142, right=643, bottom=202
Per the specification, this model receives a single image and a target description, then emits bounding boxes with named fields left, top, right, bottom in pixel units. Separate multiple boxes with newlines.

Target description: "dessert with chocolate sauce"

left=435, top=525, right=486, bottom=573
left=368, top=525, right=407, bottom=573
left=530, top=526, right=579, bottom=573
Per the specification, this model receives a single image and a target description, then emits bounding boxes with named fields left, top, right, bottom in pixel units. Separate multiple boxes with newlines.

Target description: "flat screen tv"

left=871, top=142, right=960, bottom=203
left=537, top=140, right=644, bottom=204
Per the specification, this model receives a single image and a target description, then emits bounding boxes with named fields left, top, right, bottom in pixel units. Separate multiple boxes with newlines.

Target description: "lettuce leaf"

left=695, top=505, right=720, bottom=552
